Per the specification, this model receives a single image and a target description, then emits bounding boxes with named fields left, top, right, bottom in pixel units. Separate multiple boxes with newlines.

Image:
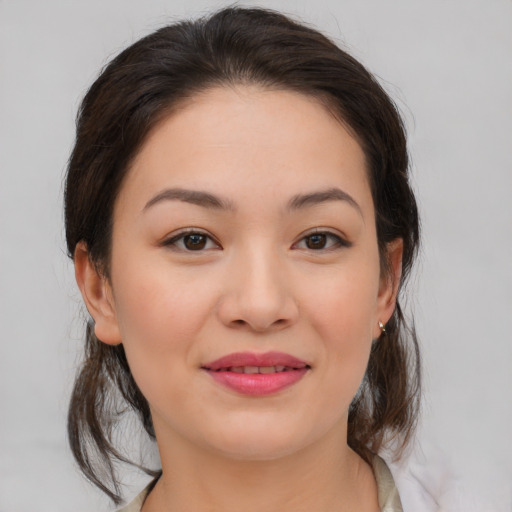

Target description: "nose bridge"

left=220, top=239, right=298, bottom=331
left=241, top=241, right=283, bottom=301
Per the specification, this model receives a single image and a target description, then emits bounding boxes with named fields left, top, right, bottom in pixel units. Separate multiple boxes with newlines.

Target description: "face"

left=79, top=86, right=399, bottom=461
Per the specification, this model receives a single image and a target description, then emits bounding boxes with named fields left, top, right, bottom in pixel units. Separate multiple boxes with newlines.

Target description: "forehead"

left=119, top=86, right=372, bottom=215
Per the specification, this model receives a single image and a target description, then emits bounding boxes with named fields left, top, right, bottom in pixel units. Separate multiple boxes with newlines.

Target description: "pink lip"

left=202, top=351, right=310, bottom=396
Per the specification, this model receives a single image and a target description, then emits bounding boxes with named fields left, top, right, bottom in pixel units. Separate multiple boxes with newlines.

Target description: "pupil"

left=185, top=234, right=206, bottom=250
left=307, top=234, right=326, bottom=249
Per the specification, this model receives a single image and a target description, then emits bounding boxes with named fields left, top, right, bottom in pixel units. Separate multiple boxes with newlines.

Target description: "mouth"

left=202, top=352, right=311, bottom=396
left=210, top=365, right=308, bottom=374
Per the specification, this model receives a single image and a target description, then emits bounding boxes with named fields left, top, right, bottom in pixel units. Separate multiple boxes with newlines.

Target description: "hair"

left=65, top=6, right=421, bottom=505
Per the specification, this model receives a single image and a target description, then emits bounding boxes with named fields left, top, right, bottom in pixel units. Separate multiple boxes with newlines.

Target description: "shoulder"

left=116, top=482, right=152, bottom=512
left=382, top=441, right=509, bottom=512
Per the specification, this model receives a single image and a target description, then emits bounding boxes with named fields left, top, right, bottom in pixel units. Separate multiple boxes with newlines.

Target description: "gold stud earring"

left=378, top=321, right=386, bottom=334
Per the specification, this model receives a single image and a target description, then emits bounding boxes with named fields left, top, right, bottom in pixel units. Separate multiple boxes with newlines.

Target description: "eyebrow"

left=287, top=188, right=363, bottom=217
left=143, top=188, right=235, bottom=212
left=143, top=186, right=362, bottom=217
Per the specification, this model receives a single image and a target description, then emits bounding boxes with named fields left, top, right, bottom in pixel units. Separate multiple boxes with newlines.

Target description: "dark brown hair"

left=65, top=6, right=420, bottom=505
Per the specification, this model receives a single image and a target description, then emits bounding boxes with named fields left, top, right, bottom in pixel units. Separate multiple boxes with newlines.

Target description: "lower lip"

left=205, top=368, right=309, bottom=396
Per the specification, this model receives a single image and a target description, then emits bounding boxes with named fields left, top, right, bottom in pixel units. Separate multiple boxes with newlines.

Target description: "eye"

left=293, top=231, right=350, bottom=251
left=163, top=230, right=221, bottom=251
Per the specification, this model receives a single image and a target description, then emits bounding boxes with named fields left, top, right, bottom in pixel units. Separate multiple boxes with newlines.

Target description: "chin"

left=198, top=416, right=318, bottom=462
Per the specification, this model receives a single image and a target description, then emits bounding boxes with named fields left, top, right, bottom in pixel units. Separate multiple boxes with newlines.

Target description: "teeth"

left=216, top=365, right=301, bottom=373
left=229, top=365, right=293, bottom=374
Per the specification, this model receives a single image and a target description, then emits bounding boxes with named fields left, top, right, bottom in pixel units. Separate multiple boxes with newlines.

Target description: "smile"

left=214, top=365, right=299, bottom=374
left=202, top=352, right=311, bottom=396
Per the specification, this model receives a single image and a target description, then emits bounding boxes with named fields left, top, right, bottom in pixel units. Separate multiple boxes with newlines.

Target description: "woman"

left=65, top=7, right=421, bottom=511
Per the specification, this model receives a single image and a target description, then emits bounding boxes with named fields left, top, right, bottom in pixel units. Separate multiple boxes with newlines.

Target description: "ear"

left=74, top=242, right=122, bottom=345
left=373, top=238, right=403, bottom=339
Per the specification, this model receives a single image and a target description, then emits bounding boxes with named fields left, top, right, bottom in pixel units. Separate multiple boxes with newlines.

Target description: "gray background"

left=1, top=0, right=511, bottom=510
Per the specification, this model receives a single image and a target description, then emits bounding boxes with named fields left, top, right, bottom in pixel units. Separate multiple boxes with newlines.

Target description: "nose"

left=216, top=247, right=299, bottom=333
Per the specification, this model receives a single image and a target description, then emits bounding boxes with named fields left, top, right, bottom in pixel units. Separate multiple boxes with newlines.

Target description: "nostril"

left=228, top=317, right=289, bottom=332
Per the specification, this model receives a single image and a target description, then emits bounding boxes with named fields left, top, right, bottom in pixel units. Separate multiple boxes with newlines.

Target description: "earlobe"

left=74, top=242, right=122, bottom=345
left=374, top=238, right=403, bottom=338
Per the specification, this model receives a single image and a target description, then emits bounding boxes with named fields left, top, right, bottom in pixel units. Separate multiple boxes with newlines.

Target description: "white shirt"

left=118, top=455, right=403, bottom=512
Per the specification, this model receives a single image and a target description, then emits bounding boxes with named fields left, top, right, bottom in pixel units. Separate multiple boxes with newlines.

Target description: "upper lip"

left=202, top=351, right=310, bottom=371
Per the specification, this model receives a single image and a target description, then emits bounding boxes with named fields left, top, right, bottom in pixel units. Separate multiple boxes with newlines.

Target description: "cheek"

left=110, top=262, right=216, bottom=388
left=307, top=265, right=379, bottom=344
left=113, top=256, right=211, bottom=335
left=302, top=263, right=379, bottom=402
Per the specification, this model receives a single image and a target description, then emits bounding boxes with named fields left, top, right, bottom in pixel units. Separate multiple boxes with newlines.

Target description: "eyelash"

left=162, top=229, right=221, bottom=252
left=162, top=229, right=351, bottom=252
left=292, top=230, right=351, bottom=251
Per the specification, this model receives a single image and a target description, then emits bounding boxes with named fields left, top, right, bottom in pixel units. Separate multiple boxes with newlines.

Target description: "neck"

left=143, top=424, right=378, bottom=512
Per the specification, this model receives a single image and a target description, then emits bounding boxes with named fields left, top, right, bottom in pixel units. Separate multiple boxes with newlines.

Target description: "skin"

left=75, top=86, right=402, bottom=512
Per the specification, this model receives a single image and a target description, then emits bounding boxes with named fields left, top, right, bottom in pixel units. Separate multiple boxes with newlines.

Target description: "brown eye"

left=164, top=231, right=220, bottom=251
left=184, top=233, right=207, bottom=250
left=293, top=231, right=351, bottom=251
left=305, top=233, right=327, bottom=249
